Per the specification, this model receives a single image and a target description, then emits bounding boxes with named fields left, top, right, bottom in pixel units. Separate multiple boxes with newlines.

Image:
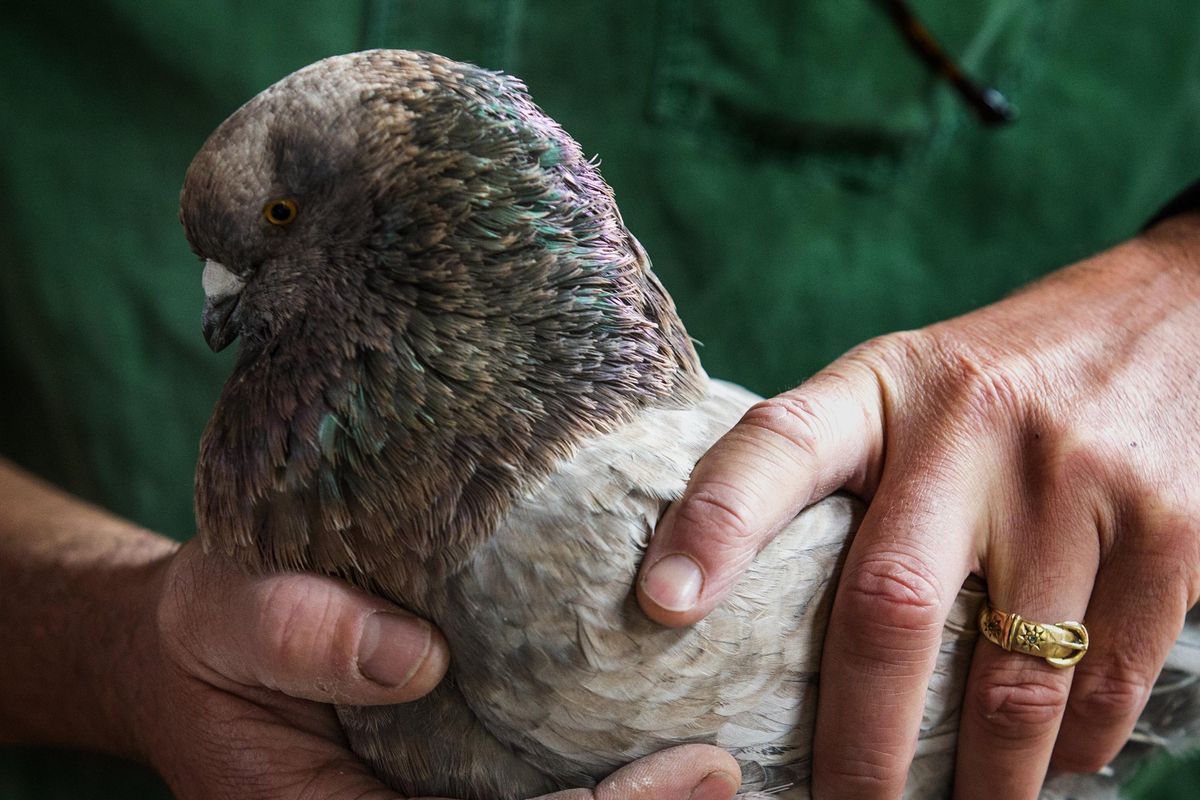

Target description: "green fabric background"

left=1, top=0, right=1197, bottom=795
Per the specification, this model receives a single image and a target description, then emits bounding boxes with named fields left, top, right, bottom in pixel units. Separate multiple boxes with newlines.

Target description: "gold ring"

left=978, top=601, right=1089, bottom=668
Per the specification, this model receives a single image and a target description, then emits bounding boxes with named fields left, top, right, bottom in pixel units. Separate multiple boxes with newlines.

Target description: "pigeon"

left=181, top=50, right=1200, bottom=799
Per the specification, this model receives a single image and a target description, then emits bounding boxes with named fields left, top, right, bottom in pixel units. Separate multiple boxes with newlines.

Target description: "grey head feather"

left=182, top=50, right=704, bottom=601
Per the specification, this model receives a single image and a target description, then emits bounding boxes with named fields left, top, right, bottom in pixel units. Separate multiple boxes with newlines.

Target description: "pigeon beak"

left=201, top=259, right=246, bottom=352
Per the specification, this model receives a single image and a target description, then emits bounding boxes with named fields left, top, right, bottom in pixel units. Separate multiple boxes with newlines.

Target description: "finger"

left=638, top=359, right=885, bottom=626
left=159, top=544, right=449, bottom=704
left=812, top=455, right=979, bottom=799
left=1052, top=538, right=1195, bottom=772
left=954, top=511, right=1099, bottom=800
left=535, top=745, right=741, bottom=800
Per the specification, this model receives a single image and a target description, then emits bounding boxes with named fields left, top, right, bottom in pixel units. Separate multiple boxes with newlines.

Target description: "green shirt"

left=2, top=1, right=1197, bottom=796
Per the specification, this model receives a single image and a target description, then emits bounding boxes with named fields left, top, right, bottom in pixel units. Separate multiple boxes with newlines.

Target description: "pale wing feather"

left=341, top=380, right=1199, bottom=799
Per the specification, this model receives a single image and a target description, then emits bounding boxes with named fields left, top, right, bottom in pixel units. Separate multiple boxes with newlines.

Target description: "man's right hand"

left=148, top=543, right=742, bottom=800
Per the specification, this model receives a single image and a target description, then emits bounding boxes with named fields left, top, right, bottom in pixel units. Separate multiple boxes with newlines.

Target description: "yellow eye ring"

left=263, top=198, right=299, bottom=226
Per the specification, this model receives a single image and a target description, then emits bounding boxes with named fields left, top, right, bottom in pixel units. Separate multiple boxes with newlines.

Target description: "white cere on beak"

left=202, top=260, right=246, bottom=301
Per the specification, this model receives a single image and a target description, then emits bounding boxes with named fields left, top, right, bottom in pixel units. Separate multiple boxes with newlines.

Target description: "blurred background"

left=1, top=1, right=1198, bottom=796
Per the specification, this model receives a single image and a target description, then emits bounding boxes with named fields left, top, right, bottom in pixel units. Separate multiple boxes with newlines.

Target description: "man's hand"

left=146, top=540, right=448, bottom=798
left=637, top=216, right=1200, bottom=798
left=151, top=546, right=741, bottom=800
left=0, top=462, right=741, bottom=800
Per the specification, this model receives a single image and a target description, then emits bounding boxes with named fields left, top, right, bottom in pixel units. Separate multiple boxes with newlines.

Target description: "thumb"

left=160, top=543, right=449, bottom=704
left=536, top=744, right=741, bottom=800
left=637, top=358, right=885, bottom=626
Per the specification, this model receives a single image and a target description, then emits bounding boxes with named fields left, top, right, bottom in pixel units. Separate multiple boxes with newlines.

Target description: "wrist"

left=87, top=543, right=177, bottom=764
left=1006, top=214, right=1200, bottom=329
left=0, top=461, right=178, bottom=761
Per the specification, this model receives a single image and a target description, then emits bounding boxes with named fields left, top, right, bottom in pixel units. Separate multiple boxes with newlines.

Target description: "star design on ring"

left=1017, top=623, right=1046, bottom=651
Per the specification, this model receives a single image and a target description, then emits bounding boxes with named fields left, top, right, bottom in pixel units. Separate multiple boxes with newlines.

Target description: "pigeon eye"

left=263, top=198, right=299, bottom=226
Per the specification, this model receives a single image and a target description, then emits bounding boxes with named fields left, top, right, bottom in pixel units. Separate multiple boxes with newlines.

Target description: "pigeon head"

left=179, top=51, right=461, bottom=354
left=181, top=69, right=368, bottom=353
left=183, top=51, right=704, bottom=594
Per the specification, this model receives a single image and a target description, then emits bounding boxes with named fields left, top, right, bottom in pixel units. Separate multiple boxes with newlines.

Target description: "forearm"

left=0, top=458, right=174, bottom=759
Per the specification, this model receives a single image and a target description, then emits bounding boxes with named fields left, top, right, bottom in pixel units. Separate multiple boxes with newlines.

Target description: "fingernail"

left=358, top=612, right=432, bottom=688
left=688, top=770, right=739, bottom=800
left=641, top=553, right=704, bottom=612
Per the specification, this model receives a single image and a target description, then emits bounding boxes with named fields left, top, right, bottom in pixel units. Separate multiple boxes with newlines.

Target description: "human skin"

left=7, top=213, right=1197, bottom=800
left=638, top=213, right=1200, bottom=799
left=0, top=460, right=740, bottom=800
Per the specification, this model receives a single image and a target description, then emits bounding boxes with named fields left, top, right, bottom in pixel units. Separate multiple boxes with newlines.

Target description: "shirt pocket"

left=648, top=0, right=1051, bottom=180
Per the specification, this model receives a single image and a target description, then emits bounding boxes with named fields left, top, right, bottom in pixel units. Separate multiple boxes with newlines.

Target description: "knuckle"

left=819, top=745, right=907, bottom=795
left=970, top=666, right=1071, bottom=743
left=1141, top=525, right=1200, bottom=608
left=847, top=329, right=929, bottom=377
left=946, top=352, right=1029, bottom=426
left=839, top=552, right=945, bottom=632
left=877, top=327, right=1035, bottom=428
left=848, top=329, right=1040, bottom=430
left=739, top=395, right=824, bottom=463
left=1040, top=446, right=1110, bottom=499
left=675, top=485, right=758, bottom=543
left=1031, top=435, right=1128, bottom=510
left=256, top=578, right=345, bottom=676
left=1070, top=664, right=1152, bottom=726
left=834, top=553, right=945, bottom=669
